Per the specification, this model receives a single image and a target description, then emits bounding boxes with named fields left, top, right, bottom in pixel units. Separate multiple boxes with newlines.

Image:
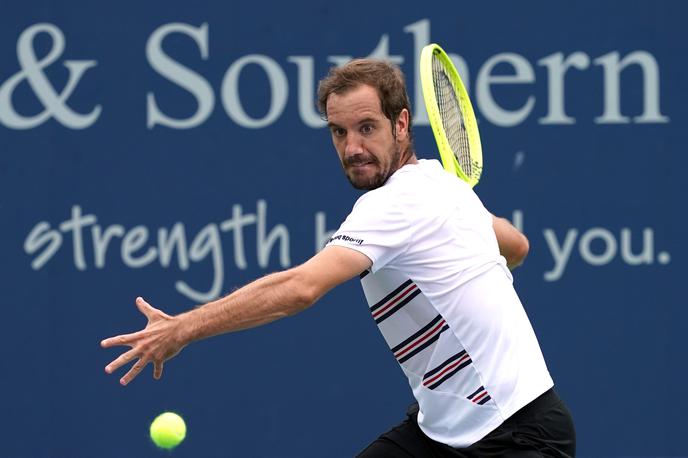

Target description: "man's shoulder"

left=349, top=184, right=407, bottom=220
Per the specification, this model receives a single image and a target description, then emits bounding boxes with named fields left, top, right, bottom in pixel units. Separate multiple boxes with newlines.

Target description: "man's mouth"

left=346, top=159, right=376, bottom=168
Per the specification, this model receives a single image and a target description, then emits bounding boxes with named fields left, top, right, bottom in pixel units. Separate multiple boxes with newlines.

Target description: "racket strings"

left=432, top=55, right=472, bottom=176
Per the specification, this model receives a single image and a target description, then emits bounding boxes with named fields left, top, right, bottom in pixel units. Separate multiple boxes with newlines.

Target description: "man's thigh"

left=460, top=390, right=576, bottom=457
left=357, top=404, right=471, bottom=458
left=357, top=390, right=575, bottom=458
left=356, top=415, right=438, bottom=458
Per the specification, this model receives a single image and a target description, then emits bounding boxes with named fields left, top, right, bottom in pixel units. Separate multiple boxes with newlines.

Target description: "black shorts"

left=357, top=388, right=576, bottom=457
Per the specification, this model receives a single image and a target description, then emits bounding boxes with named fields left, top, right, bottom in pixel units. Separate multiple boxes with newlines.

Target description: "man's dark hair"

left=317, top=59, right=413, bottom=142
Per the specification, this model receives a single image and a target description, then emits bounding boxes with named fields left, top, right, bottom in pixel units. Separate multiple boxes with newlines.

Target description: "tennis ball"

left=150, top=412, right=186, bottom=449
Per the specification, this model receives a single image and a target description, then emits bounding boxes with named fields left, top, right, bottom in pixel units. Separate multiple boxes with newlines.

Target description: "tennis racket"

left=420, top=43, right=483, bottom=187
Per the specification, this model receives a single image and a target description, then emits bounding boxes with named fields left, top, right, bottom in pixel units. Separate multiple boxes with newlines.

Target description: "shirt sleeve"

left=326, top=190, right=413, bottom=272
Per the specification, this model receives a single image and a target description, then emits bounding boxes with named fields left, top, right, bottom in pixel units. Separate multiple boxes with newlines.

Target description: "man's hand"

left=101, top=297, right=186, bottom=386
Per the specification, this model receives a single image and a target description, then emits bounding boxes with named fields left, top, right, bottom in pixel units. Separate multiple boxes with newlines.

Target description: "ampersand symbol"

left=0, top=23, right=101, bottom=129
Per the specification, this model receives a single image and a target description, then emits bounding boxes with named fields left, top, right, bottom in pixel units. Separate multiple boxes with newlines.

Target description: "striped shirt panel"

left=363, top=275, right=489, bottom=402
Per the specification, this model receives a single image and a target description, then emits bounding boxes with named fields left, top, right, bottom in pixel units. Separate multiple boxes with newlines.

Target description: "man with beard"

left=102, top=59, right=575, bottom=457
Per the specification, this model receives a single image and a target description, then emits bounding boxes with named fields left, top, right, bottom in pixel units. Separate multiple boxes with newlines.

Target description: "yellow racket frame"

left=420, top=43, right=483, bottom=187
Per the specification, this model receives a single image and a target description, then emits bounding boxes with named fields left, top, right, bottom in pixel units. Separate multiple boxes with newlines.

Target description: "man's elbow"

left=284, top=269, right=324, bottom=314
left=506, top=234, right=530, bottom=269
left=292, top=287, right=320, bottom=313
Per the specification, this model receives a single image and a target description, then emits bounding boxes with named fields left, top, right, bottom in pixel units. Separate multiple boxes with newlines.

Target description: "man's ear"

left=395, top=108, right=410, bottom=141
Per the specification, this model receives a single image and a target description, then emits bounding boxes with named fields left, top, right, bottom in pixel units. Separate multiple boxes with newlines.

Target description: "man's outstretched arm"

left=101, top=246, right=372, bottom=385
left=492, top=215, right=529, bottom=270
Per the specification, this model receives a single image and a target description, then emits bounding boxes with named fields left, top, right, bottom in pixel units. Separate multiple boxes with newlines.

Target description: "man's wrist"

left=173, top=310, right=199, bottom=346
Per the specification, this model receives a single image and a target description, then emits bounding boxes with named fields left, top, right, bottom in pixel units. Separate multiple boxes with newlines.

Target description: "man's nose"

left=344, top=133, right=364, bottom=157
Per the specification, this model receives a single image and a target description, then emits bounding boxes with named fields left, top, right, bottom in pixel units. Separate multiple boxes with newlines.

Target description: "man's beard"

left=344, top=146, right=403, bottom=191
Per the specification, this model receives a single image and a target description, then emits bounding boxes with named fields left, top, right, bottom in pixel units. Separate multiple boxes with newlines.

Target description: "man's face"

left=326, top=84, right=408, bottom=190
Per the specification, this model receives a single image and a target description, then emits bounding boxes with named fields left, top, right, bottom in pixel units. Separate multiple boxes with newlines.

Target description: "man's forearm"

left=101, top=241, right=370, bottom=386
left=177, top=268, right=316, bottom=345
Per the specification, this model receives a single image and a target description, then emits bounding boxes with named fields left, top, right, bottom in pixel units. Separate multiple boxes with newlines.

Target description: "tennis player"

left=102, top=59, right=575, bottom=457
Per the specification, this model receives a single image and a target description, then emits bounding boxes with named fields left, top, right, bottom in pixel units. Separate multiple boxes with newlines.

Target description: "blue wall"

left=1, top=1, right=684, bottom=456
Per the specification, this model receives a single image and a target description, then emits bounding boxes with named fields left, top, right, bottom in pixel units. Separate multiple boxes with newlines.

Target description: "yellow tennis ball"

left=150, top=412, right=186, bottom=449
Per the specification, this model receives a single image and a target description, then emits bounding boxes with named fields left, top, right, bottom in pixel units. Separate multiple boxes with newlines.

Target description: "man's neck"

left=400, top=146, right=418, bottom=167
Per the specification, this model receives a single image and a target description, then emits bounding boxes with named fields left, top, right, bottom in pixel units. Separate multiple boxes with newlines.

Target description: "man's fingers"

left=135, top=296, right=154, bottom=318
left=102, top=296, right=174, bottom=385
left=153, top=361, right=164, bottom=380
left=100, top=331, right=142, bottom=348
left=104, top=348, right=138, bottom=374
left=120, top=358, right=148, bottom=386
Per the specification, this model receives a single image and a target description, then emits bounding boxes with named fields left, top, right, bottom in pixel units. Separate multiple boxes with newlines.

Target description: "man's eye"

left=361, top=125, right=374, bottom=134
left=332, top=128, right=346, bottom=137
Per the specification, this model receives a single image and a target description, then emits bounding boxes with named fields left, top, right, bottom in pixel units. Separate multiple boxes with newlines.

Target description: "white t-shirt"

left=327, top=159, right=553, bottom=448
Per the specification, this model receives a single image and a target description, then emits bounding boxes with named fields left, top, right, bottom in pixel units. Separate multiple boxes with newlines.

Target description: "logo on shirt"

left=327, top=234, right=364, bottom=245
